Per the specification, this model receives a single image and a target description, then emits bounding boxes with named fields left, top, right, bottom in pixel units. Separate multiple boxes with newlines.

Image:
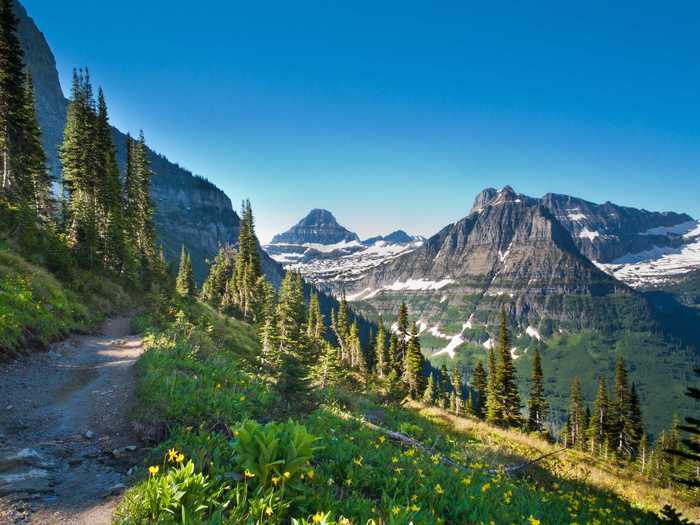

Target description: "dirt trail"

left=0, top=315, right=145, bottom=524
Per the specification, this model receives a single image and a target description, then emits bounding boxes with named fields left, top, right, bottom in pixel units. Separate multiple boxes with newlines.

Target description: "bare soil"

left=0, top=315, right=145, bottom=524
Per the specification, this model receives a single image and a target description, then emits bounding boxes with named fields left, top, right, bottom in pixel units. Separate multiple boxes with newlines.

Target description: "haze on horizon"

left=22, top=0, right=700, bottom=243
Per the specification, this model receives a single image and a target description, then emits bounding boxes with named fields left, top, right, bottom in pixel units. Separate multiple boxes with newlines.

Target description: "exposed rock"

left=271, top=209, right=359, bottom=245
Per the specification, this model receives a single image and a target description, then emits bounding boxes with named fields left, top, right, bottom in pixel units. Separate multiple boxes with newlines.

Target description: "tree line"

left=0, top=0, right=163, bottom=288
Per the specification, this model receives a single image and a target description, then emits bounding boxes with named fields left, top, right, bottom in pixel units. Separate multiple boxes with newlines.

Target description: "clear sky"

left=23, top=0, right=700, bottom=243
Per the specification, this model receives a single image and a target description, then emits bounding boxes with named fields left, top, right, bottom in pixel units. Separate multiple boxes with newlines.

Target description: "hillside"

left=108, top=296, right=696, bottom=524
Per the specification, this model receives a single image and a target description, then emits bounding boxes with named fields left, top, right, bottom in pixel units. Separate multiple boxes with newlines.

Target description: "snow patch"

left=525, top=326, right=541, bottom=341
left=384, top=278, right=454, bottom=292
left=640, top=220, right=697, bottom=237
left=567, top=209, right=587, bottom=222
left=578, top=228, right=600, bottom=241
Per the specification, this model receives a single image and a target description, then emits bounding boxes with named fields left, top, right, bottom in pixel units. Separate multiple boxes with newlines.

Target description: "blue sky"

left=23, top=0, right=700, bottom=242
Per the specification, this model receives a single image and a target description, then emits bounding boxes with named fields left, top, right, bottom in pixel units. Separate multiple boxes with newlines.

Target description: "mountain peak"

left=271, top=209, right=359, bottom=245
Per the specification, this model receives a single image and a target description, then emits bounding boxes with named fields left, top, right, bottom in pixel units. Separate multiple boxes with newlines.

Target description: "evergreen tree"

left=568, top=377, right=587, bottom=449
left=472, top=360, right=487, bottom=419
left=275, top=272, right=313, bottom=401
left=589, top=376, right=610, bottom=455
left=0, top=0, right=36, bottom=204
left=388, top=333, right=400, bottom=376
left=306, top=292, right=323, bottom=340
left=397, top=302, right=409, bottom=363
left=422, top=372, right=437, bottom=405
left=259, top=280, right=279, bottom=370
left=175, top=245, right=195, bottom=297
left=21, top=72, right=51, bottom=217
left=526, top=347, right=548, bottom=433
left=333, top=293, right=350, bottom=362
left=628, top=382, right=644, bottom=457
left=450, top=366, right=463, bottom=415
left=485, top=344, right=500, bottom=424
left=611, top=356, right=636, bottom=457
left=491, top=306, right=521, bottom=427
left=374, top=322, right=387, bottom=378
left=314, top=342, right=342, bottom=390
left=201, top=246, right=236, bottom=309
left=404, top=322, right=424, bottom=399
left=438, top=364, right=450, bottom=409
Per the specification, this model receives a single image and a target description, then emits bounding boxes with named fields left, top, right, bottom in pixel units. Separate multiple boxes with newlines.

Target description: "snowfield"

left=595, top=220, right=700, bottom=288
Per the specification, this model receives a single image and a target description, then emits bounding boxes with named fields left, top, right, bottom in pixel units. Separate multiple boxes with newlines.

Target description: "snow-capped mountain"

left=264, top=211, right=424, bottom=287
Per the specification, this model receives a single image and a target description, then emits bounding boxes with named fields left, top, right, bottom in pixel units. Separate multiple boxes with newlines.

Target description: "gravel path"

left=0, top=315, right=145, bottom=524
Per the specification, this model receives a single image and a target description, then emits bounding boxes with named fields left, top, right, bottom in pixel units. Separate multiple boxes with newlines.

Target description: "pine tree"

left=60, top=69, right=99, bottom=268
left=275, top=271, right=312, bottom=401
left=333, top=293, right=350, bottom=362
left=589, top=376, right=609, bottom=456
left=492, top=306, right=521, bottom=427
left=611, top=356, right=636, bottom=457
left=568, top=377, right=587, bottom=449
left=472, top=360, right=487, bottom=419
left=315, top=342, right=342, bottom=389
left=201, top=246, right=236, bottom=309
left=404, top=322, right=424, bottom=399
left=526, top=347, right=548, bottom=433
left=485, top=345, right=500, bottom=424
left=628, top=382, right=644, bottom=457
left=307, top=292, right=323, bottom=340
left=422, top=372, right=437, bottom=405
left=450, top=366, right=463, bottom=415
left=388, top=333, right=400, bottom=376
left=438, top=364, right=450, bottom=409
left=175, top=245, right=195, bottom=297
left=21, top=73, right=51, bottom=218
left=374, top=322, right=387, bottom=378
left=0, top=0, right=34, bottom=202
left=397, top=302, right=409, bottom=363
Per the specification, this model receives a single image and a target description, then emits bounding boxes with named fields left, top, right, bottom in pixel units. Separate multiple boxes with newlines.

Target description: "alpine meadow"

left=1, top=1, right=699, bottom=524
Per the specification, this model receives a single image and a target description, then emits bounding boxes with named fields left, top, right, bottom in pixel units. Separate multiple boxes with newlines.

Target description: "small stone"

left=124, top=445, right=137, bottom=452
left=84, top=430, right=95, bottom=440
left=68, top=458, right=82, bottom=467
left=5, top=405, right=13, bottom=410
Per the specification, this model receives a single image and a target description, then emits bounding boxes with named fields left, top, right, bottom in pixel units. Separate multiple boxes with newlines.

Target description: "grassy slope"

left=117, top=299, right=695, bottom=524
left=0, top=245, right=131, bottom=357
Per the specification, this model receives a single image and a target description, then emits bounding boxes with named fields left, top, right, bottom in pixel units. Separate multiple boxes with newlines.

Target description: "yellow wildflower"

left=167, top=448, right=178, bottom=462
left=353, top=456, right=363, bottom=466
left=410, top=504, right=420, bottom=512
left=312, top=512, right=324, bottom=524
left=339, top=519, right=350, bottom=525
left=271, top=475, right=281, bottom=486
left=345, top=478, right=352, bottom=486
left=148, top=465, right=159, bottom=476
left=431, top=454, right=440, bottom=464
left=461, top=477, right=471, bottom=486
left=176, top=453, right=185, bottom=463
left=283, top=471, right=291, bottom=479
left=435, top=484, right=445, bottom=495
left=265, top=506, right=273, bottom=516
left=481, top=482, right=491, bottom=493
left=239, top=395, right=246, bottom=401
left=244, top=469, right=255, bottom=478
left=528, top=517, right=541, bottom=525
left=307, top=469, right=315, bottom=479
left=391, top=456, right=399, bottom=464
left=378, top=435, right=386, bottom=443
left=392, top=506, right=401, bottom=515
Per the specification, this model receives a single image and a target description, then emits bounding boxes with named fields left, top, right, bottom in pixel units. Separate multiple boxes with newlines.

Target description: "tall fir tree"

left=397, top=302, right=409, bottom=363
left=450, top=366, right=463, bottom=415
left=665, top=368, right=700, bottom=488
left=422, top=371, right=437, bottom=405
left=275, top=271, right=312, bottom=402
left=20, top=72, right=51, bottom=217
left=568, top=377, right=587, bottom=449
left=526, top=347, right=549, bottom=433
left=175, top=245, right=195, bottom=297
left=404, top=322, right=424, bottom=399
left=589, top=376, right=610, bottom=455
left=492, top=306, right=521, bottom=427
left=374, top=322, right=387, bottom=378
left=201, top=246, right=236, bottom=309
left=438, top=364, right=450, bottom=409
left=472, top=360, right=487, bottom=419
left=485, top=344, right=500, bottom=424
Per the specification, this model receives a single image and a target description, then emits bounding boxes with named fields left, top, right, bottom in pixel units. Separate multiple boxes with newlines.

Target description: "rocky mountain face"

left=271, top=209, right=359, bottom=245
left=13, top=0, right=281, bottom=283
left=472, top=186, right=700, bottom=288
left=265, top=211, right=424, bottom=287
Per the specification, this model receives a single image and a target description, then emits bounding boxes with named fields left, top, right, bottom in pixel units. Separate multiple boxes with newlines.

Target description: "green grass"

left=0, top=247, right=130, bottom=356
left=116, top=300, right=690, bottom=524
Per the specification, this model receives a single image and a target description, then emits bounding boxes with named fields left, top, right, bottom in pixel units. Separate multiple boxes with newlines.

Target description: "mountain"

left=13, top=0, right=253, bottom=283
left=344, top=186, right=697, bottom=435
left=471, top=187, right=700, bottom=289
left=362, top=230, right=423, bottom=246
left=271, top=209, right=359, bottom=245
left=265, top=212, right=424, bottom=287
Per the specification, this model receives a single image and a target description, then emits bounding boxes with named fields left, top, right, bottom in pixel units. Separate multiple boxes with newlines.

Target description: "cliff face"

left=271, top=209, right=360, bottom=245
left=13, top=0, right=272, bottom=283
